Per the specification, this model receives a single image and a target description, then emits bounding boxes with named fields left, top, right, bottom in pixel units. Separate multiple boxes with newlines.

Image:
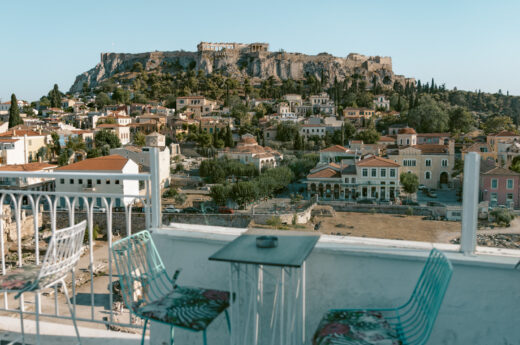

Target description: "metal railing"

left=0, top=147, right=162, bottom=331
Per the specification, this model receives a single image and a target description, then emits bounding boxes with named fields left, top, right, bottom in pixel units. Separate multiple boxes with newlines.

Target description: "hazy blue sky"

left=1, top=0, right=519, bottom=102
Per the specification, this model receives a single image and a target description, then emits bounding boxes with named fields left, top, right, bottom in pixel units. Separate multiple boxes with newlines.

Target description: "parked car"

left=56, top=206, right=68, bottom=212
left=218, top=206, right=234, bottom=214
left=357, top=199, right=375, bottom=205
left=163, top=206, right=181, bottom=213
left=427, top=189, right=438, bottom=198
left=418, top=184, right=426, bottom=191
left=427, top=201, right=445, bottom=207
left=93, top=206, right=106, bottom=213
left=401, top=199, right=419, bottom=206
left=203, top=206, right=218, bottom=214
left=379, top=199, right=391, bottom=205
left=183, top=207, right=201, bottom=214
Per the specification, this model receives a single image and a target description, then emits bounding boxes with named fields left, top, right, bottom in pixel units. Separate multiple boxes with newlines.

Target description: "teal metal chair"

left=312, top=248, right=453, bottom=345
left=111, top=230, right=230, bottom=345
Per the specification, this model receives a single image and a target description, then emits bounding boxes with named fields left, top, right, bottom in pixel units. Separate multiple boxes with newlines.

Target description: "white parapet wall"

left=150, top=224, right=519, bottom=345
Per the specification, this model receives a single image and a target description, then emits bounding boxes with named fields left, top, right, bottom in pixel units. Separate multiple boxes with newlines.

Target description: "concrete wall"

left=150, top=226, right=519, bottom=345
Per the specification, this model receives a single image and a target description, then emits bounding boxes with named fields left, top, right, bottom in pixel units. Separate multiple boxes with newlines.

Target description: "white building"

left=0, top=138, right=25, bottom=165
left=374, top=95, right=390, bottom=110
left=55, top=155, right=139, bottom=207
left=96, top=124, right=131, bottom=145
left=110, top=133, right=171, bottom=188
left=218, top=134, right=283, bottom=171
left=300, top=124, right=327, bottom=138
left=0, top=162, right=57, bottom=191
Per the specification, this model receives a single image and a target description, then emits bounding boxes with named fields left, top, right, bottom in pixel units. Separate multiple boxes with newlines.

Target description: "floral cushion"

left=0, top=265, right=40, bottom=291
left=136, top=286, right=230, bottom=331
left=313, top=310, right=402, bottom=345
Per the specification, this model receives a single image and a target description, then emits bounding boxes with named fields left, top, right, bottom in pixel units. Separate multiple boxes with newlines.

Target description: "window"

left=78, top=179, right=83, bottom=185
left=507, top=179, right=514, bottom=189
left=441, top=159, right=448, bottom=167
left=344, top=177, right=349, bottom=183
left=115, top=180, right=120, bottom=185
left=60, top=179, right=64, bottom=184
left=351, top=178, right=356, bottom=184
left=491, top=179, right=498, bottom=189
left=507, top=193, right=514, bottom=201
left=403, top=160, right=416, bottom=167
left=380, top=169, right=386, bottom=177
left=87, top=179, right=92, bottom=187
left=97, top=179, right=101, bottom=185
left=362, top=169, right=368, bottom=177
left=70, top=179, right=74, bottom=184
left=106, top=179, right=111, bottom=185
left=425, top=159, right=431, bottom=167
left=390, top=169, right=396, bottom=177
left=425, top=171, right=431, bottom=180
left=371, top=169, right=377, bottom=177
left=490, top=192, right=498, bottom=201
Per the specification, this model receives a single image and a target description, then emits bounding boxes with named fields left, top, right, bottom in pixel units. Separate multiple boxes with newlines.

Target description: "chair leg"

left=224, top=310, right=231, bottom=333
left=35, top=292, right=40, bottom=345
left=141, top=319, right=148, bottom=345
left=202, top=330, right=207, bottom=345
left=18, top=295, right=25, bottom=345
left=62, top=280, right=81, bottom=344
left=170, top=325, right=175, bottom=345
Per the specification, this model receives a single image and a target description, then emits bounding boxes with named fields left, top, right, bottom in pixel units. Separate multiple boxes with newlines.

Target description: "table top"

left=209, top=229, right=320, bottom=267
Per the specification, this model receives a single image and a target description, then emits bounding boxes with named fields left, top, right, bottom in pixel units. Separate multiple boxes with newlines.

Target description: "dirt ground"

left=253, top=211, right=463, bottom=243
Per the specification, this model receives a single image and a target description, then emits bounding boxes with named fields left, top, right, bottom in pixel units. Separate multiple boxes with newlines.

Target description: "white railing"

left=0, top=147, right=162, bottom=331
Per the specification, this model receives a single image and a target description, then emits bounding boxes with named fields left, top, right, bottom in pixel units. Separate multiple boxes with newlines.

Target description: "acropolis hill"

left=69, top=41, right=415, bottom=92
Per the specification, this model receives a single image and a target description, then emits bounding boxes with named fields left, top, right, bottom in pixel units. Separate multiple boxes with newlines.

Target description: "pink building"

left=480, top=166, right=520, bottom=209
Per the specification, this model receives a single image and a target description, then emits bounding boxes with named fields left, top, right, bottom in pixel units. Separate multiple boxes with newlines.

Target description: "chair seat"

left=313, top=310, right=402, bottom=345
left=0, top=265, right=40, bottom=292
left=136, top=286, right=230, bottom=331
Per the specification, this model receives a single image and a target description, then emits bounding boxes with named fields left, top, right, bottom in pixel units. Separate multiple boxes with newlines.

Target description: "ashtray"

left=256, top=236, right=278, bottom=248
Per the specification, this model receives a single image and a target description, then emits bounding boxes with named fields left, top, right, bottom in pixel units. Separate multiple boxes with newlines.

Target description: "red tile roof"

left=0, top=162, right=57, bottom=171
left=356, top=156, right=400, bottom=167
left=56, top=155, right=129, bottom=171
left=307, top=168, right=341, bottom=179
left=320, top=145, right=349, bottom=153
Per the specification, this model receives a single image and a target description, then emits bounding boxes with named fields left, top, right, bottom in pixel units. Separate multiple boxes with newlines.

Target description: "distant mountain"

left=69, top=42, right=415, bottom=93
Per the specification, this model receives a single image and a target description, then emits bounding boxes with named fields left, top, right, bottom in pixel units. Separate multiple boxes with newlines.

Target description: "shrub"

left=84, top=224, right=99, bottom=243
left=490, top=208, right=515, bottom=227
left=405, top=207, right=414, bottom=216
left=266, top=216, right=282, bottom=229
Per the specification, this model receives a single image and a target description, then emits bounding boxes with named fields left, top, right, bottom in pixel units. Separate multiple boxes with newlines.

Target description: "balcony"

left=0, top=152, right=518, bottom=345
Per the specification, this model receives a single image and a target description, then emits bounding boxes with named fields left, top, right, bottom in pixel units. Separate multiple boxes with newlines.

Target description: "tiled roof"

left=0, top=129, right=43, bottom=137
left=398, top=128, right=417, bottom=134
left=378, top=136, right=395, bottom=142
left=56, top=155, right=128, bottom=171
left=0, top=162, right=57, bottom=171
left=320, top=145, right=349, bottom=153
left=490, top=130, right=519, bottom=137
left=413, top=144, right=449, bottom=154
left=0, top=139, right=19, bottom=143
left=307, top=168, right=341, bottom=179
left=482, top=166, right=520, bottom=176
left=356, top=156, right=400, bottom=167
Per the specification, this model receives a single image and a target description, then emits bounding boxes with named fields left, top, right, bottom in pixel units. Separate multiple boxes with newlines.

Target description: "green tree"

left=483, top=115, right=515, bottom=134
left=355, top=129, right=380, bottom=144
left=95, top=129, right=121, bottom=152
left=230, top=181, right=257, bottom=208
left=210, top=185, right=231, bottom=206
left=132, top=62, right=144, bottom=72
left=225, top=125, right=234, bottom=147
left=490, top=208, right=515, bottom=227
left=48, top=84, right=62, bottom=108
left=112, top=88, right=130, bottom=104
left=400, top=172, right=419, bottom=198
left=8, top=94, right=23, bottom=128
left=134, top=132, right=146, bottom=146
left=449, top=107, right=474, bottom=133
left=406, top=95, right=449, bottom=133
left=95, top=92, right=111, bottom=108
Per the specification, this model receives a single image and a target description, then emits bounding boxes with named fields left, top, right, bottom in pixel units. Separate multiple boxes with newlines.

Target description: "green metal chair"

left=111, top=230, right=230, bottom=345
left=312, top=248, right=453, bottom=345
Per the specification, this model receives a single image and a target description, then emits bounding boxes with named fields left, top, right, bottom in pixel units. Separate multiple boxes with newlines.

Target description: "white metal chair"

left=0, top=220, right=87, bottom=345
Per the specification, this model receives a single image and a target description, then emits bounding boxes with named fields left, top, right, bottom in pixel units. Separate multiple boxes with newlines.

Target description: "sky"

left=1, top=0, right=519, bottom=102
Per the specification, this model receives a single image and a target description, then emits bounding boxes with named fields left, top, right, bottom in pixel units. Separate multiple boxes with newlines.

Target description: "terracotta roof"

left=463, top=142, right=493, bottom=153
left=356, top=156, right=400, bottom=167
left=320, top=145, right=349, bottom=153
left=398, top=128, right=416, bottom=134
left=56, top=155, right=129, bottom=171
left=490, top=130, right=519, bottom=137
left=413, top=144, right=449, bottom=154
left=350, top=140, right=363, bottom=144
left=307, top=168, right=341, bottom=179
left=482, top=167, right=520, bottom=176
left=0, top=139, right=19, bottom=143
left=0, top=162, right=57, bottom=171
left=0, top=129, right=43, bottom=137
left=378, top=136, right=395, bottom=142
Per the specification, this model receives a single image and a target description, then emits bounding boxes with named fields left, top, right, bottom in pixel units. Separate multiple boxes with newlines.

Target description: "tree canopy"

left=8, top=94, right=23, bottom=128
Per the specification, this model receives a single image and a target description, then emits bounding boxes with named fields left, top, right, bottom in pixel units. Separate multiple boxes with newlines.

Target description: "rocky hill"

left=70, top=42, right=415, bottom=93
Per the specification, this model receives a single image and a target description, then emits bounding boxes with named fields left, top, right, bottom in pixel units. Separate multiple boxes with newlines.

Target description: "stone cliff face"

left=70, top=49, right=414, bottom=93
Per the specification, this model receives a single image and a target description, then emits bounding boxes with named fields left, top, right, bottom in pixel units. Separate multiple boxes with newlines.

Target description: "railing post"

left=149, top=147, right=162, bottom=229
left=461, top=152, right=480, bottom=256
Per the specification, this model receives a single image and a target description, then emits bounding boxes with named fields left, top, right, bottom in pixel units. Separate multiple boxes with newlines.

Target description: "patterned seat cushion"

left=0, top=265, right=40, bottom=292
left=136, top=286, right=230, bottom=331
left=313, top=310, right=402, bottom=345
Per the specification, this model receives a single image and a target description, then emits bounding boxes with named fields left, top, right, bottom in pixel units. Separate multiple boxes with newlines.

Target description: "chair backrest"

left=37, top=220, right=87, bottom=287
left=397, top=248, right=453, bottom=345
left=111, top=230, right=173, bottom=313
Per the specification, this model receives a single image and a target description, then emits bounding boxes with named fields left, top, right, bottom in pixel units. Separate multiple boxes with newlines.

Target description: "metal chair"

left=111, top=230, right=230, bottom=345
left=312, top=248, right=453, bottom=345
left=0, top=220, right=87, bottom=345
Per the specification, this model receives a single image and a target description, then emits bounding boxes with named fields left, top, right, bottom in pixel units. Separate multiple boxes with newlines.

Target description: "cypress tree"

left=49, top=84, right=61, bottom=108
left=8, top=94, right=23, bottom=128
left=225, top=125, right=234, bottom=147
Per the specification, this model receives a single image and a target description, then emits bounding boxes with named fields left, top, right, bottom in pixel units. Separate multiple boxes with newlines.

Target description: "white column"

left=461, top=152, right=480, bottom=255
left=149, top=147, right=161, bottom=229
